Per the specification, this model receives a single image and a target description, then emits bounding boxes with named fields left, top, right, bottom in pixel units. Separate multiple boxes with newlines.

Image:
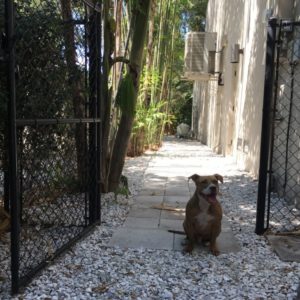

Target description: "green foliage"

left=114, top=175, right=131, bottom=200
left=49, top=163, right=80, bottom=193
left=14, top=1, right=73, bottom=119
left=0, top=1, right=77, bottom=172
left=140, top=67, right=161, bottom=93
left=170, top=80, right=193, bottom=126
left=0, top=0, right=87, bottom=120
left=180, top=0, right=208, bottom=32
left=127, top=0, right=207, bottom=153
left=133, top=100, right=172, bottom=148
left=116, top=73, right=136, bottom=117
left=0, top=1, right=87, bottom=192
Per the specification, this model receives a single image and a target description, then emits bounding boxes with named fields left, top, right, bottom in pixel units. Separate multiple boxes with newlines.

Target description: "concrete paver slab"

left=166, top=181, right=188, bottom=188
left=165, top=187, right=190, bottom=196
left=222, top=217, right=232, bottom=232
left=165, top=186, right=189, bottom=194
left=267, top=235, right=300, bottom=262
left=142, top=181, right=166, bottom=189
left=134, top=195, right=164, bottom=208
left=164, top=196, right=188, bottom=207
left=128, top=207, right=161, bottom=219
left=108, top=228, right=173, bottom=250
left=216, top=231, right=241, bottom=253
left=159, top=218, right=183, bottom=231
left=139, top=189, right=165, bottom=196
left=167, top=176, right=188, bottom=183
left=123, top=217, right=159, bottom=229
left=108, top=137, right=241, bottom=255
left=161, top=210, right=185, bottom=220
left=144, top=175, right=168, bottom=182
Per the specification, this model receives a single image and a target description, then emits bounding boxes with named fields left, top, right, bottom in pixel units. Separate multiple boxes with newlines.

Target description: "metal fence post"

left=88, top=8, right=100, bottom=224
left=96, top=7, right=101, bottom=222
left=255, top=18, right=277, bottom=235
left=5, top=0, right=20, bottom=293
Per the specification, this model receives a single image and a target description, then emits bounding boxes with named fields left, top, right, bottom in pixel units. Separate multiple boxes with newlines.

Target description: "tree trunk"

left=108, top=0, right=151, bottom=191
left=113, top=0, right=123, bottom=94
left=60, top=0, right=86, bottom=188
left=150, top=0, right=164, bottom=104
left=143, top=0, right=156, bottom=107
left=160, top=2, right=177, bottom=143
left=99, top=1, right=115, bottom=192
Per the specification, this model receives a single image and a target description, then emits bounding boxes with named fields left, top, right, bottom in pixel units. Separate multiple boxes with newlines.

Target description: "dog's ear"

left=214, top=174, right=223, bottom=183
left=188, top=174, right=200, bottom=183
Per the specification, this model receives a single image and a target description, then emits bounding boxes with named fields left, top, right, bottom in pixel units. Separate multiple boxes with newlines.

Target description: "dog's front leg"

left=184, top=239, right=196, bottom=253
left=184, top=238, right=195, bottom=253
left=209, top=238, right=220, bottom=256
left=183, top=221, right=196, bottom=253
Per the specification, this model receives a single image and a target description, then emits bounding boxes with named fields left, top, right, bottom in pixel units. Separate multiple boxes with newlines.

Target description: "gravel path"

left=2, top=137, right=300, bottom=299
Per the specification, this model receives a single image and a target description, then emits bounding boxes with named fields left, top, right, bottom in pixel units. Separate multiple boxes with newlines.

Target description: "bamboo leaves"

left=115, top=73, right=136, bottom=117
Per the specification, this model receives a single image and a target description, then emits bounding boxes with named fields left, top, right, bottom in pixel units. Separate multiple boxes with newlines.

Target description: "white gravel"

left=1, top=138, right=300, bottom=299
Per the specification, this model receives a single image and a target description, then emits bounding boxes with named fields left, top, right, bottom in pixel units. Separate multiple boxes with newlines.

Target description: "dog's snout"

left=210, top=185, right=217, bottom=193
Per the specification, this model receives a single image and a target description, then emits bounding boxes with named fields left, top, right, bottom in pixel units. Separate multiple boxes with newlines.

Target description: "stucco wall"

left=192, top=0, right=299, bottom=178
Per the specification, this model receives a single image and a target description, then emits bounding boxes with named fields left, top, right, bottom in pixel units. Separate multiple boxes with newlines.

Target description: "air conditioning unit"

left=184, top=32, right=217, bottom=81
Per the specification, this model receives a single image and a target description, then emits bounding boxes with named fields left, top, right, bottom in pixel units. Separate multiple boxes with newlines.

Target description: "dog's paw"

left=184, top=244, right=194, bottom=253
left=181, top=239, right=188, bottom=246
left=210, top=248, right=220, bottom=256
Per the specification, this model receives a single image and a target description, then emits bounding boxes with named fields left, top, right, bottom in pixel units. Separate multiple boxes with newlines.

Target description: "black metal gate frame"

left=4, top=0, right=102, bottom=293
left=256, top=18, right=300, bottom=234
left=255, top=18, right=277, bottom=235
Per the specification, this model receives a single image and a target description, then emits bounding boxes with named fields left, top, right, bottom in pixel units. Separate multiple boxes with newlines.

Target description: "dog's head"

left=189, top=174, right=223, bottom=204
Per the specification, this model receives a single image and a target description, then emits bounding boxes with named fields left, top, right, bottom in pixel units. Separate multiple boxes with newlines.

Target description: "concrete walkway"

left=109, top=137, right=240, bottom=254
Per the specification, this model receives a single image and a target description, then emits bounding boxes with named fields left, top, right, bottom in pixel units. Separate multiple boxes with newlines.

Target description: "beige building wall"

left=192, top=0, right=299, bottom=178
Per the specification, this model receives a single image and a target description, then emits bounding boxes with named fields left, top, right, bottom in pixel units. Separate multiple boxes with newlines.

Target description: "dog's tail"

left=168, top=229, right=185, bottom=235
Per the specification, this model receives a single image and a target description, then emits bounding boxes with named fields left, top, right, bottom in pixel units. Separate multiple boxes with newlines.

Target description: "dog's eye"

left=201, top=180, right=208, bottom=184
left=212, top=180, right=218, bottom=184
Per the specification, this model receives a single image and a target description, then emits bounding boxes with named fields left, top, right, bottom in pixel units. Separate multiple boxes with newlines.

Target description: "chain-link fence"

left=256, top=19, right=300, bottom=234
left=268, top=21, right=300, bottom=232
left=1, top=0, right=101, bottom=293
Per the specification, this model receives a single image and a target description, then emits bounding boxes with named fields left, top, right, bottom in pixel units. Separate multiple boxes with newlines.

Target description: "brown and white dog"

left=183, top=174, right=223, bottom=256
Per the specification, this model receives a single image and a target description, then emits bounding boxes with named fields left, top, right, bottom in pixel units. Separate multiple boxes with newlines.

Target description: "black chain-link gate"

left=256, top=18, right=300, bottom=234
left=1, top=0, right=101, bottom=293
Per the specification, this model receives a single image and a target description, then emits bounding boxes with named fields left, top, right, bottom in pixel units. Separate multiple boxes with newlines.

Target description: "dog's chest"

left=195, top=196, right=214, bottom=228
left=195, top=211, right=214, bottom=228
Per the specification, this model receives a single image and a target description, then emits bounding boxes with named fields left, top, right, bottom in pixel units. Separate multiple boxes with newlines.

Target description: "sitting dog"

left=183, top=173, right=223, bottom=256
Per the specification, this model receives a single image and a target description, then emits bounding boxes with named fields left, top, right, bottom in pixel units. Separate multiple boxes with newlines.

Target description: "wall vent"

left=184, top=32, right=217, bottom=81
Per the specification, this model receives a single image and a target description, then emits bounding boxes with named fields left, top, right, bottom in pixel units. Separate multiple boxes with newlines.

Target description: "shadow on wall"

left=197, top=0, right=275, bottom=178
left=239, top=1, right=267, bottom=177
left=221, top=0, right=245, bottom=156
left=207, top=0, right=268, bottom=177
